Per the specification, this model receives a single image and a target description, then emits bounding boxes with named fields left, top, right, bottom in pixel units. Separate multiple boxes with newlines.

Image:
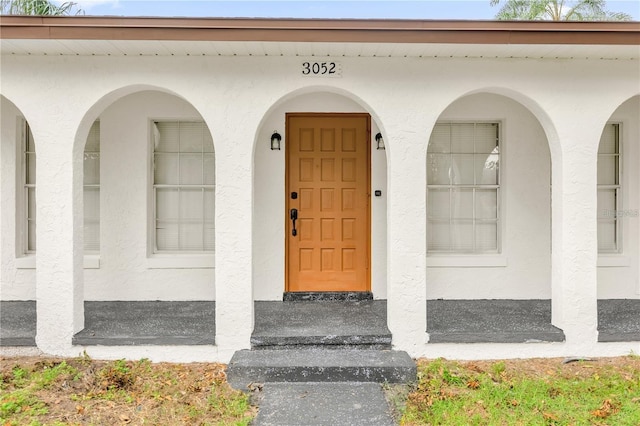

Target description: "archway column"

left=550, top=120, right=601, bottom=347
left=211, top=120, right=256, bottom=360
left=32, top=115, right=85, bottom=355
left=382, top=115, right=430, bottom=356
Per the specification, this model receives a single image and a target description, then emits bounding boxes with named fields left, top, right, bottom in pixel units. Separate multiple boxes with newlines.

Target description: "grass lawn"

left=400, top=356, right=640, bottom=425
left=0, top=355, right=254, bottom=425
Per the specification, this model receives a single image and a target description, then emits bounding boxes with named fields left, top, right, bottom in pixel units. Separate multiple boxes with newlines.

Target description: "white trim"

left=426, top=255, right=507, bottom=268
left=15, top=255, right=101, bottom=269
left=597, top=255, right=630, bottom=267
left=147, top=254, right=215, bottom=269
left=15, top=255, right=36, bottom=269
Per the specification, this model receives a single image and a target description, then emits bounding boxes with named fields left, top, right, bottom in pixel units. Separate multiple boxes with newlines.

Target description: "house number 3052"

left=301, top=61, right=341, bottom=77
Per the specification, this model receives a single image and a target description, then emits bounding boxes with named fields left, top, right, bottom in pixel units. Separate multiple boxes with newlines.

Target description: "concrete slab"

left=0, top=301, right=36, bottom=346
left=427, top=300, right=566, bottom=343
left=252, top=301, right=391, bottom=349
left=598, top=299, right=640, bottom=342
left=253, top=382, right=396, bottom=426
left=227, top=349, right=416, bottom=389
left=72, top=301, right=215, bottom=346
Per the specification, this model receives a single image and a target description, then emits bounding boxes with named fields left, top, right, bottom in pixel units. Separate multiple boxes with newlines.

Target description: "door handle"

left=290, top=208, right=298, bottom=236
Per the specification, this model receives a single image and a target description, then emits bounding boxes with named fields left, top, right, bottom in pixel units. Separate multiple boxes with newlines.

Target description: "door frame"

left=284, top=112, right=372, bottom=292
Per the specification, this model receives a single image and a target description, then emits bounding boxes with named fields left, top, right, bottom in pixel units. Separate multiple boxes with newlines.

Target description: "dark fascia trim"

left=0, top=16, right=639, bottom=45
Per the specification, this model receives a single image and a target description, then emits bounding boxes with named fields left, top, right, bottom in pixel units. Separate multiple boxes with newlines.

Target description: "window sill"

left=15, top=255, right=100, bottom=269
left=15, top=255, right=36, bottom=269
left=147, top=254, right=215, bottom=269
left=597, top=256, right=630, bottom=268
left=426, top=255, right=507, bottom=268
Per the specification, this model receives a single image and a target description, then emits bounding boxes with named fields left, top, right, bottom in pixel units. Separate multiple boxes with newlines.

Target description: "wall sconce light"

left=375, top=132, right=385, bottom=150
left=270, top=131, right=282, bottom=150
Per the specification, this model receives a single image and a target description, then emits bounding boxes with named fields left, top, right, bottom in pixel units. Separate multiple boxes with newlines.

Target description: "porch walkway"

left=2, top=299, right=640, bottom=347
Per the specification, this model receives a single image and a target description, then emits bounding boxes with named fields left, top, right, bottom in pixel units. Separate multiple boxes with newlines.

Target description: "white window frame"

left=83, top=120, right=100, bottom=254
left=149, top=119, right=215, bottom=260
left=18, top=120, right=36, bottom=256
left=597, top=122, right=622, bottom=255
left=427, top=121, right=502, bottom=256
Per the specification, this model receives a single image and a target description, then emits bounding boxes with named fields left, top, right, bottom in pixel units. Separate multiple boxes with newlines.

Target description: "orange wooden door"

left=286, top=113, right=370, bottom=292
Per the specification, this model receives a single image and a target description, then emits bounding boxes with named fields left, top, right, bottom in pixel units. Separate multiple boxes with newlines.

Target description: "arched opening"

left=425, top=92, right=562, bottom=343
left=71, top=89, right=216, bottom=346
left=0, top=95, right=37, bottom=346
left=250, top=89, right=390, bottom=348
left=596, top=95, right=640, bottom=342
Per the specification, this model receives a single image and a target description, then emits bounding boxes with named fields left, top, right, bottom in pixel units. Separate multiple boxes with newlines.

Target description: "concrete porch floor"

left=2, top=299, right=640, bottom=347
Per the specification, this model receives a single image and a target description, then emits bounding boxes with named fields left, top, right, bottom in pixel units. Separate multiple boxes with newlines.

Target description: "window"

left=152, top=121, right=214, bottom=252
left=84, top=121, right=100, bottom=252
left=427, top=122, right=500, bottom=253
left=21, top=121, right=36, bottom=254
left=597, top=123, right=621, bottom=253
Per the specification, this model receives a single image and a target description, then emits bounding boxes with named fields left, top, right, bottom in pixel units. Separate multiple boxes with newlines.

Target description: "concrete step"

left=251, top=300, right=392, bottom=350
left=250, top=333, right=392, bottom=350
left=226, top=349, right=416, bottom=390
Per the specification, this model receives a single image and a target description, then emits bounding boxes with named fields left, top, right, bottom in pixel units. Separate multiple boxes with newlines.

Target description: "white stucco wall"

left=426, top=93, right=552, bottom=299
left=1, top=50, right=638, bottom=360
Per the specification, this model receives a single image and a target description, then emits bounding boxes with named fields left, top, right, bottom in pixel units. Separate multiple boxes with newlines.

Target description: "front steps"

left=227, top=349, right=416, bottom=389
left=227, top=300, right=416, bottom=390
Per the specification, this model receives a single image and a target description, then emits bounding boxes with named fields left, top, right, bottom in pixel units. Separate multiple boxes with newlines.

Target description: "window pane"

left=475, top=123, right=499, bottom=153
left=83, top=153, right=100, bottom=185
left=428, top=188, right=450, bottom=219
left=475, top=189, right=497, bottom=219
left=84, top=187, right=100, bottom=219
left=451, top=188, right=473, bottom=219
left=428, top=124, right=450, bottom=153
left=204, top=154, right=215, bottom=185
left=427, top=154, right=451, bottom=185
left=451, top=123, right=474, bottom=153
left=155, top=122, right=180, bottom=152
left=179, top=224, right=203, bottom=251
left=204, top=189, right=215, bottom=251
left=180, top=189, right=203, bottom=220
left=180, top=122, right=204, bottom=153
left=597, top=155, right=618, bottom=185
left=475, top=152, right=499, bottom=185
left=83, top=188, right=100, bottom=252
left=27, top=187, right=36, bottom=220
left=26, top=153, right=36, bottom=185
left=28, top=220, right=36, bottom=252
left=451, top=221, right=473, bottom=251
left=156, top=221, right=179, bottom=251
left=476, top=222, right=498, bottom=251
left=428, top=220, right=450, bottom=251
left=154, top=153, right=179, bottom=185
left=598, top=220, right=617, bottom=252
left=597, top=189, right=616, bottom=217
left=156, top=188, right=179, bottom=220
left=180, top=154, right=203, bottom=185
left=451, top=154, right=474, bottom=185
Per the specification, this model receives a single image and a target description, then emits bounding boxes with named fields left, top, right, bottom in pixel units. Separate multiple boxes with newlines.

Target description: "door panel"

left=286, top=114, right=370, bottom=292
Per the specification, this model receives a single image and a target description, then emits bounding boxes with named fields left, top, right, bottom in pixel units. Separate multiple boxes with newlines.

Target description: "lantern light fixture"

left=375, top=132, right=385, bottom=150
left=270, top=131, right=282, bottom=150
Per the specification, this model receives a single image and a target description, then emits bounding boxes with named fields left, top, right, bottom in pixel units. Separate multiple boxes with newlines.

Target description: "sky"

left=70, top=0, right=640, bottom=21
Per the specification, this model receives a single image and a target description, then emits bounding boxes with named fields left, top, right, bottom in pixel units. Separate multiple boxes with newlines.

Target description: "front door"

left=286, top=113, right=371, bottom=292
